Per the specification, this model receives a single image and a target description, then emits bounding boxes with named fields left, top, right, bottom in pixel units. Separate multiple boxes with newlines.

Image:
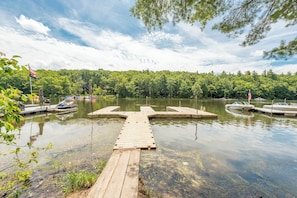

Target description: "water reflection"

left=195, top=122, right=198, bottom=141
left=0, top=110, right=124, bottom=197
left=140, top=115, right=297, bottom=197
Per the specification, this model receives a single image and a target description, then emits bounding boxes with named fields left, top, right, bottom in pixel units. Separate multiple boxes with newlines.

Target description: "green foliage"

left=264, top=38, right=297, bottom=59
left=130, top=0, right=228, bottom=31
left=1, top=68, right=297, bottom=100
left=0, top=52, right=53, bottom=197
left=0, top=52, right=22, bottom=73
left=0, top=52, right=25, bottom=145
left=59, top=160, right=106, bottom=195
left=130, top=0, right=297, bottom=58
left=97, top=160, right=106, bottom=173
left=62, top=171, right=97, bottom=195
left=192, top=82, right=203, bottom=97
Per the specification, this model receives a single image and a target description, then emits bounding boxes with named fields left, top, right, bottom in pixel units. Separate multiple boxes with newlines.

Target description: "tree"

left=0, top=52, right=24, bottom=144
left=131, top=0, right=297, bottom=58
left=192, top=82, right=203, bottom=97
left=0, top=52, right=52, bottom=197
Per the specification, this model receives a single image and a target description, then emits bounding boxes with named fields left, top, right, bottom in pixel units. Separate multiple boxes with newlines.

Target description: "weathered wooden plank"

left=254, top=107, right=297, bottom=117
left=103, top=150, right=131, bottom=197
left=140, top=106, right=155, bottom=113
left=121, top=149, right=140, bottom=198
left=166, top=106, right=210, bottom=114
left=114, top=114, right=156, bottom=150
left=20, top=106, right=48, bottom=115
left=88, top=106, right=121, bottom=118
left=87, top=151, right=121, bottom=198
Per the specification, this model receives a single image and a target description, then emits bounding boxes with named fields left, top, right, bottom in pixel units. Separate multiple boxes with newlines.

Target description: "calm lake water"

left=1, top=98, right=297, bottom=197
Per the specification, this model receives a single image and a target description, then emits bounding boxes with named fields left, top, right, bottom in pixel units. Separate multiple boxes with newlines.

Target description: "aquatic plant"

left=59, top=160, right=106, bottom=195
left=61, top=171, right=97, bottom=195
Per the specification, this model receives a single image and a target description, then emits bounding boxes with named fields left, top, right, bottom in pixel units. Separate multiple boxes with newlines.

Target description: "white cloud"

left=251, top=50, right=264, bottom=57
left=0, top=0, right=296, bottom=76
left=1, top=24, right=294, bottom=74
left=141, top=31, right=183, bottom=46
left=1, top=12, right=296, bottom=75
left=15, top=15, right=50, bottom=35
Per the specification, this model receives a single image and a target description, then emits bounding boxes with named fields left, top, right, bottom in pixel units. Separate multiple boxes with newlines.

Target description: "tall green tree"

left=0, top=53, right=52, bottom=197
left=131, top=0, right=297, bottom=58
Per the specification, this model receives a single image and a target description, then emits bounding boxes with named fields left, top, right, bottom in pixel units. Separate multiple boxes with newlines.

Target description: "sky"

left=0, top=0, right=296, bottom=74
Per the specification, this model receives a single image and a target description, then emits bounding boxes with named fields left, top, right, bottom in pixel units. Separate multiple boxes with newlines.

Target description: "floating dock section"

left=114, top=113, right=155, bottom=150
left=19, top=104, right=77, bottom=116
left=87, top=106, right=217, bottom=198
left=252, top=107, right=297, bottom=117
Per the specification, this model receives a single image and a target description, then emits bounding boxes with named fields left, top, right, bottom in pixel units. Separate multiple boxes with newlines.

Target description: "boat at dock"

left=225, top=102, right=255, bottom=111
left=56, top=99, right=77, bottom=109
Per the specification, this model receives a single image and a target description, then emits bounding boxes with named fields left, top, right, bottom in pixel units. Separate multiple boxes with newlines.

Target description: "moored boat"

left=56, top=99, right=77, bottom=109
left=225, top=101, right=255, bottom=111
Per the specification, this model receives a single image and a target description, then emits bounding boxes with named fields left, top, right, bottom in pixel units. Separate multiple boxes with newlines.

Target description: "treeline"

left=0, top=69, right=296, bottom=100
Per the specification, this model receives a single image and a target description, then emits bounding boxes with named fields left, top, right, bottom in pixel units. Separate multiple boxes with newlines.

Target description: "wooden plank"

left=20, top=106, right=48, bottom=115
left=121, top=149, right=140, bottom=198
left=89, top=105, right=218, bottom=119
left=87, top=151, right=121, bottom=198
left=103, top=150, right=131, bottom=197
left=114, top=114, right=156, bottom=150
left=88, top=106, right=121, bottom=118
left=254, top=107, right=297, bottom=117
left=140, top=106, right=155, bottom=113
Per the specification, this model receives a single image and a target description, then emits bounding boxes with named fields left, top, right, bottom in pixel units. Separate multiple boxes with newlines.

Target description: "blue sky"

left=0, top=0, right=296, bottom=74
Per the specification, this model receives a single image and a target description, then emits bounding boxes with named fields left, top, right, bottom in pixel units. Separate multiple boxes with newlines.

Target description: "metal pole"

left=30, top=76, right=33, bottom=104
left=196, top=95, right=198, bottom=115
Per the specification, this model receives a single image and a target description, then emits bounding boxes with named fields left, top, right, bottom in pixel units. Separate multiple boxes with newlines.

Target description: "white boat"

left=262, top=102, right=297, bottom=111
left=225, top=102, right=255, bottom=111
left=56, top=99, right=77, bottom=109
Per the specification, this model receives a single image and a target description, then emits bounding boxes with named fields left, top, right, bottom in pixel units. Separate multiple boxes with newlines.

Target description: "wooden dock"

left=20, top=105, right=49, bottom=115
left=114, top=113, right=155, bottom=150
left=87, top=106, right=217, bottom=198
left=253, top=107, right=297, bottom=117
left=19, top=104, right=77, bottom=115
left=87, top=149, right=140, bottom=198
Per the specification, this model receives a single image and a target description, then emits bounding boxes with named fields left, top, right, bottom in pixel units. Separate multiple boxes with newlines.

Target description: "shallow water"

left=1, top=98, right=297, bottom=197
left=140, top=119, right=297, bottom=197
left=0, top=113, right=124, bottom=197
left=140, top=100, right=297, bottom=198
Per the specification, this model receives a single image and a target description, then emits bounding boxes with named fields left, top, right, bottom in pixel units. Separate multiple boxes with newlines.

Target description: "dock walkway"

left=114, top=113, right=155, bottom=150
left=87, top=149, right=140, bottom=198
left=253, top=107, right=297, bottom=117
left=20, top=104, right=77, bottom=115
left=87, top=106, right=217, bottom=198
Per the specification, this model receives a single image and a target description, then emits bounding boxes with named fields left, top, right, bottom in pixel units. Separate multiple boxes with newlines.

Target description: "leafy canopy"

left=130, top=0, right=297, bottom=59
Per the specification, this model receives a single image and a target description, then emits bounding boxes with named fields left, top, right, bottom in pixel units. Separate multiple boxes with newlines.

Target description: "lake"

left=1, top=98, right=297, bottom=197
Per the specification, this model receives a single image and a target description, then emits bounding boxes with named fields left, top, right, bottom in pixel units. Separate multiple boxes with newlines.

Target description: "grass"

left=60, top=160, right=106, bottom=195
left=62, top=171, right=97, bottom=195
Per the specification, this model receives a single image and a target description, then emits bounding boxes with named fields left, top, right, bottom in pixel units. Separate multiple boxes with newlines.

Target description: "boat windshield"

left=275, top=102, right=288, bottom=106
left=233, top=102, right=242, bottom=104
